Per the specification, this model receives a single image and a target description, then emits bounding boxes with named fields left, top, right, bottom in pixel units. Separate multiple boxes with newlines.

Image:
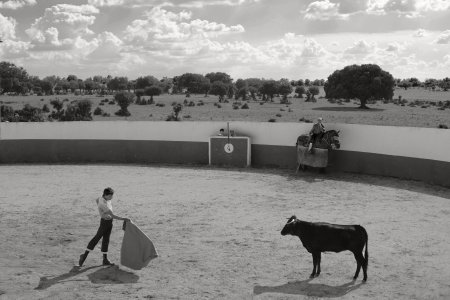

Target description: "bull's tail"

left=357, top=225, right=369, bottom=269
left=362, top=226, right=369, bottom=269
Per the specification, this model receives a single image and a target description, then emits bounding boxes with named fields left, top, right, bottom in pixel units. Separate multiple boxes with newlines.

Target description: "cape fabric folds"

left=121, top=221, right=158, bottom=270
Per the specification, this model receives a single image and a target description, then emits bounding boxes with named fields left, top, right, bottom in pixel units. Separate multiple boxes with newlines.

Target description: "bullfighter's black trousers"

left=87, top=219, right=113, bottom=253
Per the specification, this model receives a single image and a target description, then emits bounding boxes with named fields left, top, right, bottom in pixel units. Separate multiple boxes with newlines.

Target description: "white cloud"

left=303, top=0, right=450, bottom=20
left=344, top=40, right=375, bottom=55
left=0, top=40, right=30, bottom=59
left=86, top=31, right=123, bottom=61
left=0, top=13, right=17, bottom=40
left=413, top=28, right=426, bottom=37
left=435, top=30, right=450, bottom=44
left=25, top=4, right=99, bottom=51
left=304, top=0, right=350, bottom=20
left=385, top=42, right=406, bottom=52
left=0, top=0, right=36, bottom=10
left=87, top=0, right=124, bottom=6
left=124, top=7, right=244, bottom=45
left=87, top=0, right=259, bottom=7
left=415, top=0, right=450, bottom=12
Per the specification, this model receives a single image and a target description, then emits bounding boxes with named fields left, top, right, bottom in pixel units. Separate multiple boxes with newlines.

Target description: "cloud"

left=415, top=0, right=450, bottom=12
left=0, top=40, right=30, bottom=59
left=385, top=42, right=406, bottom=52
left=303, top=0, right=450, bottom=20
left=25, top=4, right=99, bottom=51
left=413, top=28, right=426, bottom=37
left=0, top=13, right=17, bottom=40
left=87, top=0, right=125, bottom=6
left=124, top=7, right=244, bottom=45
left=88, top=0, right=259, bottom=7
left=0, top=0, right=36, bottom=10
left=344, top=40, right=375, bottom=55
left=86, top=31, right=123, bottom=61
left=435, top=30, right=450, bottom=44
left=304, top=0, right=350, bottom=20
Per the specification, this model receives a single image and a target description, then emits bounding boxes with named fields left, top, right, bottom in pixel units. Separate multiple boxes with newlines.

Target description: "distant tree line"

left=0, top=61, right=326, bottom=101
left=1, top=60, right=448, bottom=121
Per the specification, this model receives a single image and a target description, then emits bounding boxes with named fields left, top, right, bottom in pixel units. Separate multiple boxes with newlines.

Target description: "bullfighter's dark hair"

left=103, top=187, right=114, bottom=196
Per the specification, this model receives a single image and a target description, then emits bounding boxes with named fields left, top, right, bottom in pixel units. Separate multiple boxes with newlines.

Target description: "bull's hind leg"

left=362, top=254, right=368, bottom=282
left=352, top=251, right=364, bottom=280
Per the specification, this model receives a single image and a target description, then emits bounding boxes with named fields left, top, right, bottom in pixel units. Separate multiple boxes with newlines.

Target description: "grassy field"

left=1, top=87, right=449, bottom=128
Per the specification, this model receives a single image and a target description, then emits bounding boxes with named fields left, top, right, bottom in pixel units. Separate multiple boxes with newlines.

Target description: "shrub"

left=276, top=113, right=282, bottom=117
left=50, top=99, right=64, bottom=112
left=16, top=104, right=45, bottom=122
left=94, top=107, right=103, bottom=115
left=0, top=105, right=15, bottom=121
left=299, top=117, right=313, bottom=123
left=42, top=104, right=50, bottom=113
left=108, top=101, right=115, bottom=105
left=268, top=118, right=276, bottom=122
left=438, top=124, right=448, bottom=129
left=156, top=103, right=166, bottom=107
left=102, top=112, right=110, bottom=117
left=241, top=103, right=249, bottom=109
left=115, top=109, right=131, bottom=117
left=99, top=102, right=105, bottom=106
left=61, top=100, right=93, bottom=121
left=232, top=104, right=239, bottom=110
left=114, top=91, right=135, bottom=116
left=184, top=115, right=191, bottom=119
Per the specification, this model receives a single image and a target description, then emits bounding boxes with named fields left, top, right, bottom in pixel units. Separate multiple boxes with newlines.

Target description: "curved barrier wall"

left=0, top=121, right=449, bottom=187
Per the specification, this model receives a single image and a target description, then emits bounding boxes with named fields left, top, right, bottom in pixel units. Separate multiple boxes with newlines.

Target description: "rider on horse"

left=308, top=117, right=325, bottom=153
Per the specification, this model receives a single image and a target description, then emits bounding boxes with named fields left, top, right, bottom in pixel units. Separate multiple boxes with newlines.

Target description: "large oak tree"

left=324, top=64, right=395, bottom=109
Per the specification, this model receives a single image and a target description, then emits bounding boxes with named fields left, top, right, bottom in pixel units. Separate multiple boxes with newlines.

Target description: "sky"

left=0, top=0, right=449, bottom=81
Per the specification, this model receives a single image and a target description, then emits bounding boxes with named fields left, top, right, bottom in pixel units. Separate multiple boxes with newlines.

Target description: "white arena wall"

left=0, top=121, right=449, bottom=187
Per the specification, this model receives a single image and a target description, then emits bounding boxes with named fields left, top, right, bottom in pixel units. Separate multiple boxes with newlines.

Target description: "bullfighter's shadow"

left=35, top=265, right=101, bottom=290
left=87, top=265, right=139, bottom=284
left=253, top=278, right=363, bottom=298
left=35, top=265, right=139, bottom=290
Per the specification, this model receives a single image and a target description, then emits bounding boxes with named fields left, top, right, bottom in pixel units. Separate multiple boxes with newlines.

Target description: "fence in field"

left=0, top=121, right=449, bottom=187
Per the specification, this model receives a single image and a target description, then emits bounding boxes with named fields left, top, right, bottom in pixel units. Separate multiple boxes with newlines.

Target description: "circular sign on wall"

left=224, top=143, right=234, bottom=153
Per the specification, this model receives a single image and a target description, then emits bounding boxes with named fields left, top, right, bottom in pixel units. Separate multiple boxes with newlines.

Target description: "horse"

left=296, top=130, right=341, bottom=150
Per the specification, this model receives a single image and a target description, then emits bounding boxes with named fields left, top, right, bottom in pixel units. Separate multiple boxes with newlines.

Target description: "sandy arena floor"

left=0, top=164, right=449, bottom=300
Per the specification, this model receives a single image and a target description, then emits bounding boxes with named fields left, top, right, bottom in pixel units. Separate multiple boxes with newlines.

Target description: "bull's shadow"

left=253, top=278, right=363, bottom=298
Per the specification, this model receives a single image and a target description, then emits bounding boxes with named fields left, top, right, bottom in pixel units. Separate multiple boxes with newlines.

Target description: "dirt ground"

left=0, top=164, right=449, bottom=300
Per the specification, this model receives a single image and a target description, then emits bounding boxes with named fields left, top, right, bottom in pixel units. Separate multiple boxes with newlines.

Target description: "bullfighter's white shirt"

left=96, top=197, right=113, bottom=220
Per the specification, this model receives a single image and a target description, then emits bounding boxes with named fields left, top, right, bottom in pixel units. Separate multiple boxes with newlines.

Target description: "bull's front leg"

left=316, top=252, right=321, bottom=276
left=310, top=252, right=320, bottom=278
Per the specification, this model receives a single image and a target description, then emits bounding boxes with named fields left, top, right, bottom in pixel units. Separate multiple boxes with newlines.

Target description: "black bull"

left=281, top=216, right=368, bottom=281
